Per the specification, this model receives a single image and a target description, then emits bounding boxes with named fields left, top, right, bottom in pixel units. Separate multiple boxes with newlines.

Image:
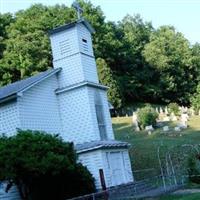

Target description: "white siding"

left=0, top=183, right=21, bottom=200
left=57, top=86, right=100, bottom=143
left=81, top=54, right=99, bottom=84
left=53, top=53, right=99, bottom=88
left=78, top=150, right=104, bottom=189
left=88, top=87, right=114, bottom=140
left=53, top=54, right=85, bottom=88
left=50, top=27, right=79, bottom=62
left=51, top=23, right=98, bottom=89
left=18, top=75, right=62, bottom=135
left=77, top=23, right=94, bottom=56
left=0, top=101, right=20, bottom=136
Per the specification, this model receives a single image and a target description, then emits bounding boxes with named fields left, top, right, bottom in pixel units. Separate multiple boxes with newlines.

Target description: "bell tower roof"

left=48, top=18, right=95, bottom=36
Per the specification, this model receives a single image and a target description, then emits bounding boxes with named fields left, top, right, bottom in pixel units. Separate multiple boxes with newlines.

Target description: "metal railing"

left=67, top=174, right=188, bottom=200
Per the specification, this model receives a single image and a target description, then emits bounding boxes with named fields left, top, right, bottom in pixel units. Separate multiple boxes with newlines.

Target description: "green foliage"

left=137, top=105, right=158, bottom=129
left=191, top=84, right=200, bottom=113
left=188, top=154, right=200, bottom=184
left=168, top=102, right=180, bottom=116
left=96, top=58, right=122, bottom=108
left=0, top=13, right=14, bottom=59
left=117, top=15, right=154, bottom=104
left=0, top=2, right=200, bottom=107
left=0, top=130, right=95, bottom=200
left=143, top=26, right=199, bottom=104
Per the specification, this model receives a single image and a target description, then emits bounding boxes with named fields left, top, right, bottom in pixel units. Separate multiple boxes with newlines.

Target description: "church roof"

left=48, top=18, right=95, bottom=35
left=0, top=68, right=61, bottom=104
left=76, top=140, right=130, bottom=153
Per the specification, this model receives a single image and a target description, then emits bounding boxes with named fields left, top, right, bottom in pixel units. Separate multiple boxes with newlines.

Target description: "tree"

left=143, top=26, right=198, bottom=104
left=0, top=1, right=107, bottom=86
left=1, top=2, right=200, bottom=107
left=168, top=102, right=180, bottom=116
left=0, top=4, right=76, bottom=85
left=96, top=58, right=122, bottom=108
left=117, top=15, right=154, bottom=104
left=0, top=13, right=14, bottom=59
left=0, top=130, right=95, bottom=200
left=191, top=84, right=200, bottom=113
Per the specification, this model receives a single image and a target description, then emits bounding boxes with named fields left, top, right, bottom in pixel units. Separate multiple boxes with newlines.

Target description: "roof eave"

left=0, top=94, right=17, bottom=105
left=19, top=68, right=61, bottom=94
left=48, top=18, right=95, bottom=36
left=0, top=68, right=61, bottom=104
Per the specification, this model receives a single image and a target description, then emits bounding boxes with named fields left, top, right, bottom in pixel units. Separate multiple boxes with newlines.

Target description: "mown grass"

left=158, top=192, right=200, bottom=200
left=112, top=116, right=200, bottom=180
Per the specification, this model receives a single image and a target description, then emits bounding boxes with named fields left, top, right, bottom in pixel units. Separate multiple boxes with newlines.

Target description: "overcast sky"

left=1, top=0, right=200, bottom=44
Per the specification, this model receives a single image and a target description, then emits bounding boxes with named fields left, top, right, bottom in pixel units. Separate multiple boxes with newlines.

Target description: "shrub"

left=168, top=103, right=180, bottom=116
left=188, top=154, right=200, bottom=184
left=137, top=106, right=158, bottom=129
left=0, top=130, right=96, bottom=200
left=191, top=84, right=200, bottom=114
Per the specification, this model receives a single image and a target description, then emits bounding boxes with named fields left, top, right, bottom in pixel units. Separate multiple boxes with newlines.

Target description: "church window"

left=59, top=39, right=71, bottom=55
left=82, top=38, right=89, bottom=52
left=82, top=38, right=87, bottom=43
left=94, top=91, right=107, bottom=140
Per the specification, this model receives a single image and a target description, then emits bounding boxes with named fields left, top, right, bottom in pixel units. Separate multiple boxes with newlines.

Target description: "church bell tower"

left=49, top=3, right=114, bottom=144
left=49, top=1, right=133, bottom=188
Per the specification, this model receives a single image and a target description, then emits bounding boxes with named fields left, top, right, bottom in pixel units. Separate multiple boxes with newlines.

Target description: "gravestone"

left=170, top=112, right=177, bottom=121
left=132, top=112, right=140, bottom=131
left=163, top=126, right=169, bottom=132
left=145, top=125, right=154, bottom=131
left=163, top=116, right=170, bottom=121
left=159, top=107, right=164, bottom=115
left=155, top=107, right=159, bottom=113
left=174, top=127, right=181, bottom=132
left=164, top=107, right=169, bottom=115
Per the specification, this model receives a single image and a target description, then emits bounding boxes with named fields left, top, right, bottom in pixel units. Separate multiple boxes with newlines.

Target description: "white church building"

left=0, top=13, right=133, bottom=198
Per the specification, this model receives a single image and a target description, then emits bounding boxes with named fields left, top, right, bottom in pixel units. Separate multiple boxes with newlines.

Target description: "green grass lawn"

left=159, top=192, right=200, bottom=200
left=112, top=116, right=200, bottom=180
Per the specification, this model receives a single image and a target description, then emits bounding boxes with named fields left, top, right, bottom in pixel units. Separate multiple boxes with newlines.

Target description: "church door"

left=109, top=152, right=126, bottom=186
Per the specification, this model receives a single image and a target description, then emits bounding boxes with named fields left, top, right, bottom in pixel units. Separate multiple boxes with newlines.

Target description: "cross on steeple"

left=72, top=1, right=83, bottom=20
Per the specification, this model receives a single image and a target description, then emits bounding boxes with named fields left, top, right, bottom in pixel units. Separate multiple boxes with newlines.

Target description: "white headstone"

left=155, top=107, right=159, bottom=113
left=159, top=107, right=164, bottom=114
left=190, top=108, right=195, bottom=116
left=135, top=120, right=140, bottom=131
left=178, top=123, right=187, bottom=129
left=174, top=127, right=181, bottom=132
left=181, top=113, right=189, bottom=122
left=145, top=125, right=154, bottom=131
left=163, top=116, right=170, bottom=122
left=170, top=112, right=177, bottom=121
left=132, top=112, right=137, bottom=124
left=163, top=126, right=169, bottom=132
left=148, top=131, right=152, bottom=135
left=165, top=107, right=169, bottom=115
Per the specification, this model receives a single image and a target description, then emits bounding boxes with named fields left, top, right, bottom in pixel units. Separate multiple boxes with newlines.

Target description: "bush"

left=188, top=154, right=200, bottom=184
left=191, top=84, right=200, bottom=114
left=137, top=106, right=158, bottom=129
left=0, top=130, right=96, bottom=200
left=168, top=103, right=180, bottom=116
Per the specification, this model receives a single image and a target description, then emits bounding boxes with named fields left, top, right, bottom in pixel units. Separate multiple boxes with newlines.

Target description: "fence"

left=67, top=175, right=187, bottom=200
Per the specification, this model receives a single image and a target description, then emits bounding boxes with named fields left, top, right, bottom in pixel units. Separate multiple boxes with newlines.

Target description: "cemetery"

left=113, top=104, right=200, bottom=181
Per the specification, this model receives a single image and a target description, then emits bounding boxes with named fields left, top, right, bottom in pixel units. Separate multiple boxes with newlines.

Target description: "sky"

left=0, top=0, right=200, bottom=44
